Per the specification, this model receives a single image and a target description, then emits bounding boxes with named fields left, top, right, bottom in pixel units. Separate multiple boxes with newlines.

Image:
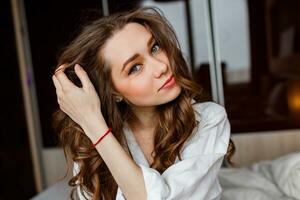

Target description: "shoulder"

left=192, top=101, right=227, bottom=123
left=181, top=101, right=230, bottom=157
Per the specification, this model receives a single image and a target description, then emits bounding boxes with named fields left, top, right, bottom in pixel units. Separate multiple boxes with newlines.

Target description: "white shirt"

left=74, top=101, right=231, bottom=200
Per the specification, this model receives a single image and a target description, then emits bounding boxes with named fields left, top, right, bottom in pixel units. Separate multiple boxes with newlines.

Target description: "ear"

left=111, top=90, right=121, bottom=97
left=111, top=90, right=123, bottom=101
left=116, top=97, right=123, bottom=102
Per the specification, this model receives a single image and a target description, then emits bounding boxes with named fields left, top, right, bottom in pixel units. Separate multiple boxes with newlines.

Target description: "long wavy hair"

left=52, top=7, right=235, bottom=200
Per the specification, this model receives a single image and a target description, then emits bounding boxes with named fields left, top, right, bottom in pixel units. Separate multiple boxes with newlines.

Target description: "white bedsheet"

left=219, top=151, right=300, bottom=200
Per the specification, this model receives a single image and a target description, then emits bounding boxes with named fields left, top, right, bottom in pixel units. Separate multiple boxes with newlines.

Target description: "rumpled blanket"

left=219, top=151, right=300, bottom=200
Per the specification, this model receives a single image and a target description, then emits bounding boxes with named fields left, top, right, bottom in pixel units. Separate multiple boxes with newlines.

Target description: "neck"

left=129, top=105, right=158, bottom=132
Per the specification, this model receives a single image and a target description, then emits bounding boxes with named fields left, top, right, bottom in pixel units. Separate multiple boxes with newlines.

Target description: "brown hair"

left=52, top=7, right=235, bottom=200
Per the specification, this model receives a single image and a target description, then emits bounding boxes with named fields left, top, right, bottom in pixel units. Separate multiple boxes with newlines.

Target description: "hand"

left=52, top=64, right=107, bottom=137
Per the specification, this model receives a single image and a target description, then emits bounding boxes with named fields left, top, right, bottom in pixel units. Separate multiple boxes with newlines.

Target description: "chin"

left=128, top=86, right=182, bottom=107
left=159, top=85, right=182, bottom=105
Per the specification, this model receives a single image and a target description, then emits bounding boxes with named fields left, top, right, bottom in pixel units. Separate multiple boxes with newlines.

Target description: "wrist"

left=91, top=127, right=112, bottom=148
left=82, top=116, right=109, bottom=141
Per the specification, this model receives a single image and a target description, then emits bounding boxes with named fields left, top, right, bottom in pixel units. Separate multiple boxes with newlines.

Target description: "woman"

left=52, top=7, right=235, bottom=200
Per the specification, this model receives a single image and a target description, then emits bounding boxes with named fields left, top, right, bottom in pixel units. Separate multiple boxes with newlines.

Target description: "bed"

left=219, top=130, right=300, bottom=200
left=219, top=151, right=300, bottom=200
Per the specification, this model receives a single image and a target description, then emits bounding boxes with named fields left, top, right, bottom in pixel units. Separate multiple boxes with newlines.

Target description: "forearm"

left=52, top=65, right=147, bottom=199
left=84, top=117, right=147, bottom=200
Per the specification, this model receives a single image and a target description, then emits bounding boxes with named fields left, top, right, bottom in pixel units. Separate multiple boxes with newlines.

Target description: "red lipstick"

left=158, top=75, right=176, bottom=91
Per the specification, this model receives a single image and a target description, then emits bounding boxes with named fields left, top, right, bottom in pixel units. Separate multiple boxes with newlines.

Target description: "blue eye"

left=128, top=64, right=142, bottom=75
left=151, top=43, right=160, bottom=54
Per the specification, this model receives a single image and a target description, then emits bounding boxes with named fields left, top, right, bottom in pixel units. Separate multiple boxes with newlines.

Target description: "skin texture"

left=102, top=23, right=182, bottom=131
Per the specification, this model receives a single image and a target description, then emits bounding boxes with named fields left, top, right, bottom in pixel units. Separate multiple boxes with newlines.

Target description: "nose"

left=149, top=56, right=168, bottom=78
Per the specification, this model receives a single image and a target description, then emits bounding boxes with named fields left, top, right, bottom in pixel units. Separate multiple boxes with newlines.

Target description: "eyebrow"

left=121, top=36, right=155, bottom=72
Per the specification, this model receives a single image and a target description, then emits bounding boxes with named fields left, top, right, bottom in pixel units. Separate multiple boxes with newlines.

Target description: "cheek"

left=118, top=79, right=155, bottom=102
left=126, top=80, right=153, bottom=97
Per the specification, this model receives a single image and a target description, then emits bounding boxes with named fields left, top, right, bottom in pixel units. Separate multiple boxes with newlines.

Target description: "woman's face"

left=102, top=22, right=181, bottom=107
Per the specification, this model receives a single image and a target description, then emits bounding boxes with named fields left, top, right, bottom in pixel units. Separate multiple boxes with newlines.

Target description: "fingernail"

left=54, top=67, right=64, bottom=74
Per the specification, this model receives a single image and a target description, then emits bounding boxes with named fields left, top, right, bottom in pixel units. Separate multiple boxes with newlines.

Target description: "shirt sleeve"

left=127, top=102, right=231, bottom=200
left=73, top=162, right=92, bottom=200
left=73, top=162, right=126, bottom=200
left=116, top=186, right=126, bottom=200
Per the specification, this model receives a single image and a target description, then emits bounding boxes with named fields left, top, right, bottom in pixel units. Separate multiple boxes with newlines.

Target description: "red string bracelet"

left=91, top=127, right=112, bottom=148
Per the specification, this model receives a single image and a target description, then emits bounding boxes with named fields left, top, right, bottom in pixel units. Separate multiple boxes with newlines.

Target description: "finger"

left=55, top=68, right=77, bottom=91
left=52, top=75, right=62, bottom=91
left=74, top=64, right=93, bottom=90
left=54, top=64, right=66, bottom=74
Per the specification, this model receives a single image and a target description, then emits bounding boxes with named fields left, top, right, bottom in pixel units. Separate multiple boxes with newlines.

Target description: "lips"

left=159, top=75, right=174, bottom=91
